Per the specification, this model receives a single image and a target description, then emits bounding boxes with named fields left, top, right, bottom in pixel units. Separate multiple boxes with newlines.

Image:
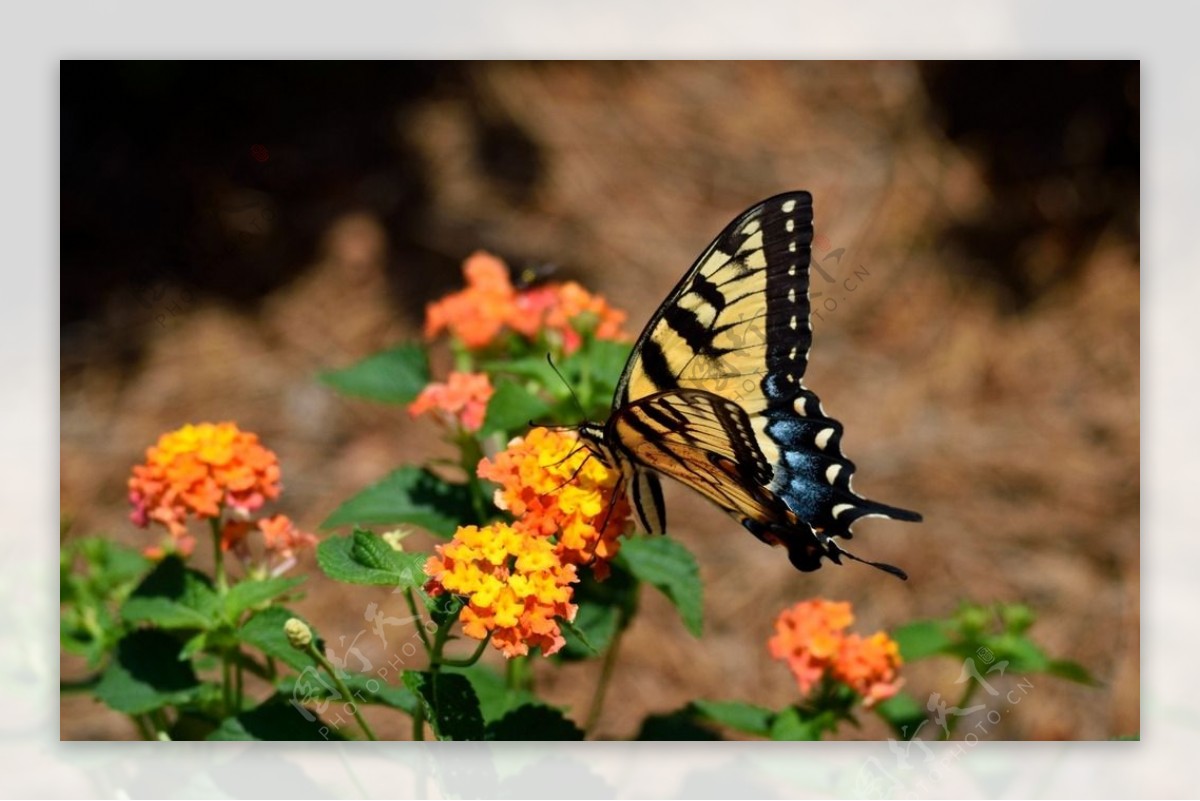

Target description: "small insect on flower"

left=477, top=427, right=631, bottom=578
left=424, top=523, right=578, bottom=658
left=768, top=599, right=903, bottom=707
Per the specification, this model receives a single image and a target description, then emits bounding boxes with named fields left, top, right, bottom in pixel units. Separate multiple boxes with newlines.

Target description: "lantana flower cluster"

left=768, top=599, right=903, bottom=707
left=128, top=422, right=314, bottom=570
left=424, top=523, right=579, bottom=658
left=424, top=428, right=631, bottom=658
left=407, top=371, right=495, bottom=433
left=424, top=251, right=628, bottom=353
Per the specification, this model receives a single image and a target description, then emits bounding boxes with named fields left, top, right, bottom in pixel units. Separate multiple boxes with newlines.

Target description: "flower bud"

left=284, top=617, right=313, bottom=649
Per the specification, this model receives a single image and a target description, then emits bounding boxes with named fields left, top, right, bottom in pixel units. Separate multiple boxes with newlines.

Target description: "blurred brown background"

left=60, top=61, right=1138, bottom=740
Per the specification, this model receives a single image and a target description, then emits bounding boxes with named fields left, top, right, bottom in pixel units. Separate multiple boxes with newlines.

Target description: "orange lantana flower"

left=768, top=599, right=903, bottom=707
left=477, top=427, right=630, bottom=578
left=424, top=523, right=578, bottom=658
left=129, top=422, right=282, bottom=555
left=424, top=252, right=516, bottom=349
left=423, top=251, right=628, bottom=354
left=407, top=372, right=494, bottom=433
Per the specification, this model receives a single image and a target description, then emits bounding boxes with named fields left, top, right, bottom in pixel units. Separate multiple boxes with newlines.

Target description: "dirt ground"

left=60, top=61, right=1139, bottom=740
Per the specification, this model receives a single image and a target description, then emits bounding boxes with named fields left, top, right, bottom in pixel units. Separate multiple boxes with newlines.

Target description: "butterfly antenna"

left=828, top=541, right=908, bottom=581
left=546, top=353, right=588, bottom=420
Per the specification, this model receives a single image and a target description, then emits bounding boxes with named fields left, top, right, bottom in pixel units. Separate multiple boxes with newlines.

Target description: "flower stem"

left=440, top=633, right=491, bottom=668
left=404, top=589, right=433, bottom=654
left=584, top=624, right=625, bottom=736
left=303, top=640, right=378, bottom=741
left=412, top=704, right=425, bottom=741
left=210, top=517, right=232, bottom=716
left=209, top=517, right=227, bottom=593
left=943, top=676, right=979, bottom=740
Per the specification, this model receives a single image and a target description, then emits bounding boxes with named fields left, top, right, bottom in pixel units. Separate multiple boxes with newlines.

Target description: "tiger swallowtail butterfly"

left=578, top=191, right=921, bottom=579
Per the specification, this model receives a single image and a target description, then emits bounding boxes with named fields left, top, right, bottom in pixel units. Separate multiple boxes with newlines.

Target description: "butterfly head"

left=577, top=421, right=618, bottom=467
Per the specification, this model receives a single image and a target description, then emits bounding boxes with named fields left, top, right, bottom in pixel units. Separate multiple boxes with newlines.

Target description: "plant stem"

left=133, top=714, right=155, bottom=741
left=943, top=676, right=979, bottom=740
left=440, top=634, right=491, bottom=668
left=210, top=517, right=232, bottom=717
left=303, top=640, right=378, bottom=741
left=412, top=705, right=425, bottom=741
left=210, top=517, right=227, bottom=593
left=404, top=589, right=433, bottom=653
left=584, top=624, right=625, bottom=736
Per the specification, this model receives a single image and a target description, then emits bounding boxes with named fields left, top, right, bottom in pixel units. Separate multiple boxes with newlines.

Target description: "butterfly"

left=579, top=191, right=921, bottom=579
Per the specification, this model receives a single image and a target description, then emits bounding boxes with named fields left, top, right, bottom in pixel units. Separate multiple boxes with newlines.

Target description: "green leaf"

left=446, top=665, right=537, bottom=723
left=616, top=536, right=703, bottom=637
left=874, top=691, right=928, bottom=739
left=321, top=467, right=472, bottom=537
left=207, top=694, right=344, bottom=741
left=276, top=671, right=420, bottom=716
left=121, top=597, right=213, bottom=630
left=222, top=576, right=304, bottom=621
left=316, top=529, right=429, bottom=588
left=403, top=670, right=485, bottom=741
left=239, top=606, right=320, bottom=673
left=93, top=630, right=200, bottom=714
left=481, top=379, right=552, bottom=436
left=560, top=567, right=638, bottom=660
left=319, top=343, right=430, bottom=404
left=423, top=592, right=465, bottom=629
left=485, top=703, right=584, bottom=741
left=769, top=706, right=826, bottom=741
left=1045, top=658, right=1099, bottom=686
left=690, top=700, right=774, bottom=737
left=892, top=619, right=955, bottom=661
left=121, top=556, right=218, bottom=630
left=990, top=634, right=1050, bottom=673
left=560, top=611, right=604, bottom=657
left=636, top=709, right=721, bottom=741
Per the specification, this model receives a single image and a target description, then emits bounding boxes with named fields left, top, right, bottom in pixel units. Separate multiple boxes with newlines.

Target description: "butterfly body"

left=580, top=191, right=920, bottom=578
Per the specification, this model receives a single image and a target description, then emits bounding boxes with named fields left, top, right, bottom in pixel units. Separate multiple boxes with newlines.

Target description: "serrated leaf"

left=93, top=630, right=201, bottom=714
left=892, top=619, right=955, bottom=661
left=485, top=703, right=584, bottom=740
left=321, top=467, right=473, bottom=537
left=481, top=379, right=552, bottom=436
left=121, top=597, right=213, bottom=630
left=239, top=606, right=319, bottom=673
left=121, top=556, right=218, bottom=630
left=403, top=670, right=485, bottom=741
left=222, top=576, right=304, bottom=621
left=317, top=529, right=429, bottom=588
left=207, top=694, right=345, bottom=740
left=319, top=343, right=430, bottom=404
left=636, top=709, right=721, bottom=741
left=690, top=700, right=774, bottom=737
left=616, top=536, right=703, bottom=637
left=446, top=665, right=536, bottom=723
left=560, top=612, right=604, bottom=658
